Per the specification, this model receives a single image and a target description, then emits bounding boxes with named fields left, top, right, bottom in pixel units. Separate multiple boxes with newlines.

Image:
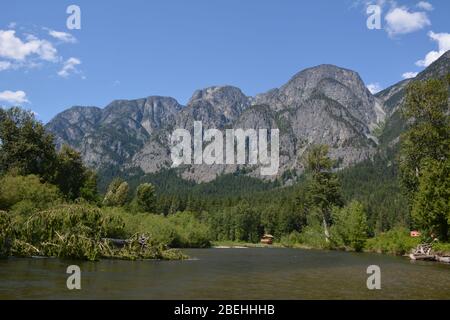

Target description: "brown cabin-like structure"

left=261, top=234, right=274, bottom=245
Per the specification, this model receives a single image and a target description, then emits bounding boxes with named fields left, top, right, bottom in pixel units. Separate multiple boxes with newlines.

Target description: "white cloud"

left=7, top=22, right=17, bottom=29
left=0, top=29, right=57, bottom=62
left=0, top=61, right=12, bottom=71
left=416, top=1, right=433, bottom=11
left=58, top=57, right=81, bottom=78
left=0, top=90, right=29, bottom=104
left=48, top=30, right=77, bottom=43
left=385, top=7, right=430, bottom=36
left=367, top=83, right=382, bottom=94
left=402, top=72, right=419, bottom=79
left=416, top=31, right=450, bottom=67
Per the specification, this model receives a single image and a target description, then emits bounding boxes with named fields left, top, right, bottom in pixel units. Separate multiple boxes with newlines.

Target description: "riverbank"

left=212, top=238, right=450, bottom=259
left=212, top=241, right=315, bottom=250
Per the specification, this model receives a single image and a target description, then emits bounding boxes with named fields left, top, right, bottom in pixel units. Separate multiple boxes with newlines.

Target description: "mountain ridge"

left=46, top=52, right=450, bottom=183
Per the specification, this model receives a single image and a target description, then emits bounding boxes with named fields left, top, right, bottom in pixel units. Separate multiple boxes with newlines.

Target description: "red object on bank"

left=410, top=231, right=421, bottom=237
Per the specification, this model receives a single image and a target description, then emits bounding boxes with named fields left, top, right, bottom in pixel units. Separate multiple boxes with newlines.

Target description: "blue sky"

left=1, top=0, right=449, bottom=122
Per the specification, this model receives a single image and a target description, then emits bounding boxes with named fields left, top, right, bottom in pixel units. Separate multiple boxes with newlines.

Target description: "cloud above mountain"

left=0, top=29, right=57, bottom=62
left=416, top=31, right=450, bottom=67
left=416, top=1, right=433, bottom=11
left=385, top=7, right=431, bottom=36
left=0, top=25, right=83, bottom=80
left=47, top=29, right=77, bottom=44
left=0, top=90, right=29, bottom=104
left=58, top=57, right=82, bottom=78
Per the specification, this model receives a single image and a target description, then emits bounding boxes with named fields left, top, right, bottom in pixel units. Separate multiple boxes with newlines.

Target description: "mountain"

left=376, top=50, right=450, bottom=148
left=46, top=52, right=450, bottom=184
left=47, top=96, right=182, bottom=169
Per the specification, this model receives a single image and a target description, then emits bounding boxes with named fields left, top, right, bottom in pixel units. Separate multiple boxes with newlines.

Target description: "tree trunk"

left=323, top=216, right=330, bottom=242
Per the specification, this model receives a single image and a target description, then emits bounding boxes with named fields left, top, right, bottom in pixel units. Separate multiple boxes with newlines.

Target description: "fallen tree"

left=0, top=204, right=187, bottom=261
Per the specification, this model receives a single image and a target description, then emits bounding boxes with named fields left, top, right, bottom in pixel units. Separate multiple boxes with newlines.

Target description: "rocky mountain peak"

left=187, top=86, right=250, bottom=122
left=188, top=86, right=248, bottom=106
left=282, top=64, right=370, bottom=100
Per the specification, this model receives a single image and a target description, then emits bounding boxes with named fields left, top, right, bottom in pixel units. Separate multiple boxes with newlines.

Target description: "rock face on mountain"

left=47, top=96, right=182, bottom=168
left=254, top=64, right=383, bottom=128
left=46, top=52, right=450, bottom=183
left=375, top=50, right=450, bottom=147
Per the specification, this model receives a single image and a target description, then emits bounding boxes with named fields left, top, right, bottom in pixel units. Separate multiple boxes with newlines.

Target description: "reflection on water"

left=0, top=248, right=449, bottom=299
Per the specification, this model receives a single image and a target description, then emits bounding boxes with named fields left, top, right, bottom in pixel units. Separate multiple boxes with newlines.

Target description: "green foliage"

left=400, top=77, right=449, bottom=198
left=208, top=202, right=263, bottom=243
left=304, top=145, right=343, bottom=212
left=103, top=178, right=129, bottom=207
left=53, top=145, right=88, bottom=200
left=432, top=242, right=450, bottom=255
left=5, top=204, right=184, bottom=261
left=135, top=183, right=156, bottom=212
left=338, top=153, right=409, bottom=234
left=303, top=145, right=343, bottom=241
left=400, top=76, right=450, bottom=240
left=79, top=170, right=100, bottom=203
left=167, top=212, right=211, bottom=248
left=0, top=107, right=56, bottom=180
left=0, top=107, right=98, bottom=203
left=298, top=219, right=331, bottom=250
left=365, top=227, right=420, bottom=255
left=411, top=158, right=450, bottom=240
left=0, top=174, right=61, bottom=213
left=13, top=204, right=111, bottom=260
left=0, top=211, right=13, bottom=257
left=331, top=201, right=368, bottom=251
left=108, top=208, right=211, bottom=248
left=279, top=231, right=302, bottom=248
left=101, top=233, right=187, bottom=261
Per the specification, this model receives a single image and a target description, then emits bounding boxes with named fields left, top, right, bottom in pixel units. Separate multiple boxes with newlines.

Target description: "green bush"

left=299, top=223, right=332, bottom=249
left=10, top=200, right=36, bottom=216
left=168, top=212, right=211, bottom=248
left=432, top=242, right=450, bottom=255
left=1, top=204, right=186, bottom=261
left=331, top=201, right=368, bottom=252
left=279, top=231, right=302, bottom=247
left=365, top=227, right=420, bottom=255
left=13, top=204, right=110, bottom=260
left=8, top=203, right=183, bottom=261
left=106, top=208, right=211, bottom=248
left=113, top=210, right=179, bottom=246
left=208, top=203, right=262, bottom=243
left=0, top=211, right=13, bottom=257
left=103, top=178, right=129, bottom=207
left=0, top=174, right=61, bottom=213
left=135, top=183, right=156, bottom=212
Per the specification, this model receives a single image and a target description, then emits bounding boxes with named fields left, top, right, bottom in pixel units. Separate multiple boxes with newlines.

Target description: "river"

left=0, top=248, right=449, bottom=299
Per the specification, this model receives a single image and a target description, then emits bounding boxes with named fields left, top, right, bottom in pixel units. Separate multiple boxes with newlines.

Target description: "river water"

left=0, top=248, right=449, bottom=299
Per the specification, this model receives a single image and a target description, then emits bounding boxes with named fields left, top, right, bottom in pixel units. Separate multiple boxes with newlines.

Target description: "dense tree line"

left=400, top=75, right=450, bottom=240
left=0, top=107, right=98, bottom=202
